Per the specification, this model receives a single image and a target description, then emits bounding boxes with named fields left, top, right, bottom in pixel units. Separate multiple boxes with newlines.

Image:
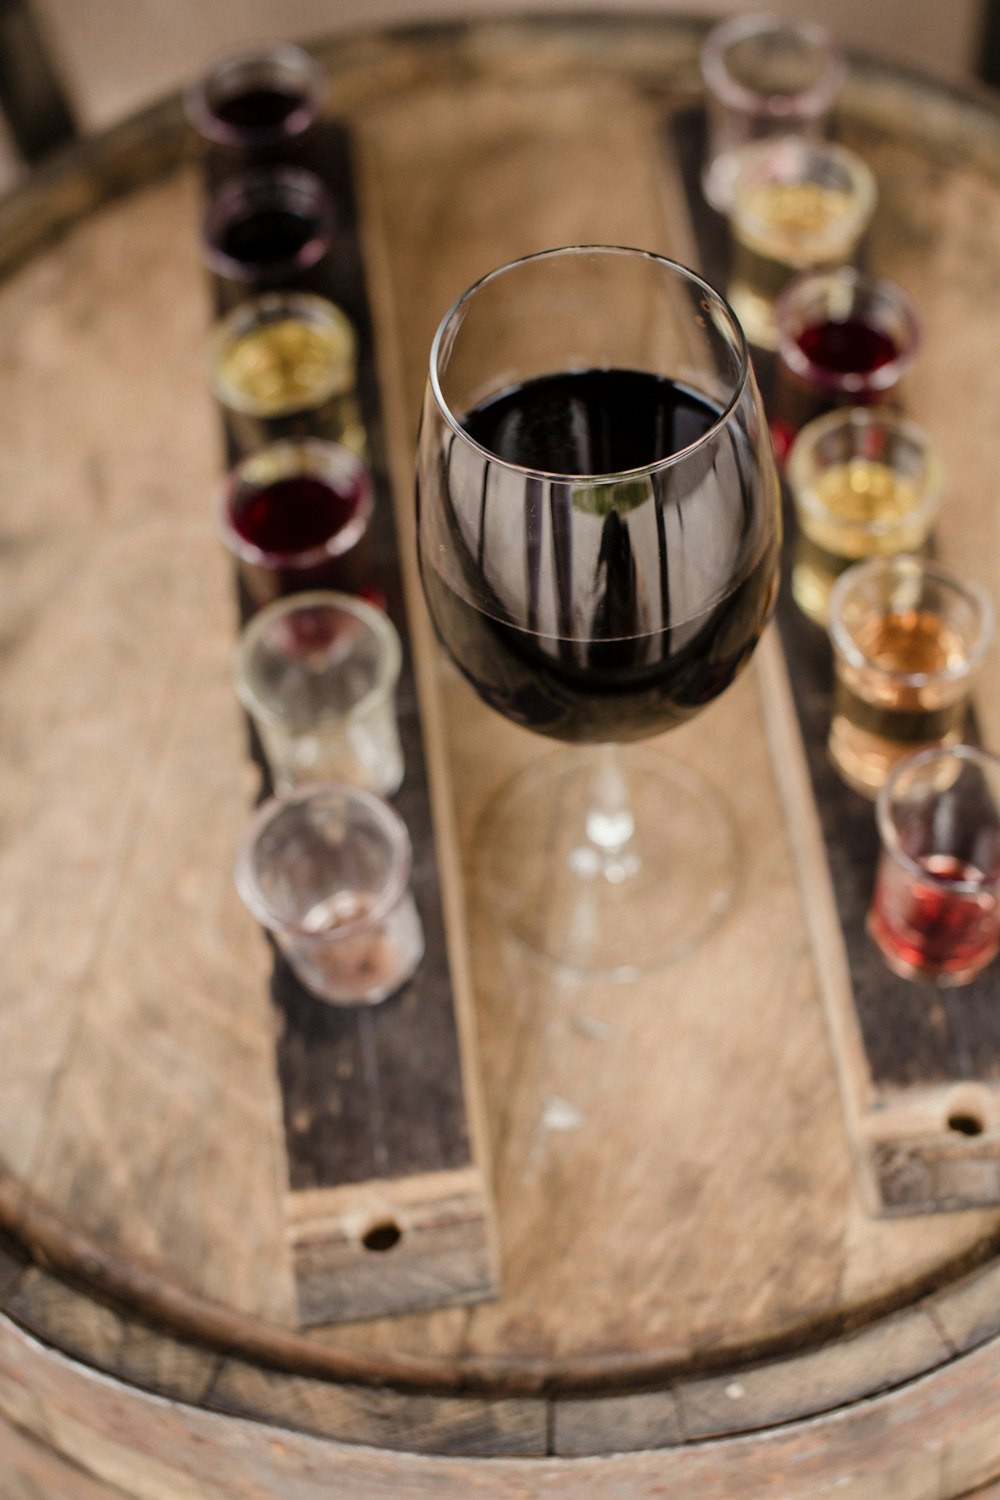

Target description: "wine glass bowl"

left=416, top=246, right=781, bottom=974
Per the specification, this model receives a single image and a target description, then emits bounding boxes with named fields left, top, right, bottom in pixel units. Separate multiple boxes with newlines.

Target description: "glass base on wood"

left=475, top=745, right=740, bottom=979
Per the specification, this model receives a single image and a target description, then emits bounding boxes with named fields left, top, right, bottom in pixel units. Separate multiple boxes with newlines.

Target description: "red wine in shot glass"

left=184, top=44, right=327, bottom=173
left=201, top=167, right=335, bottom=310
left=868, top=746, right=1000, bottom=987
left=771, top=269, right=921, bottom=463
left=219, top=439, right=374, bottom=610
left=869, top=853, right=1000, bottom=985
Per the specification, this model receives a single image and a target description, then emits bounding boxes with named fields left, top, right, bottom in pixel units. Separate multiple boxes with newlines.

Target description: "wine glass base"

left=475, top=747, right=740, bottom=979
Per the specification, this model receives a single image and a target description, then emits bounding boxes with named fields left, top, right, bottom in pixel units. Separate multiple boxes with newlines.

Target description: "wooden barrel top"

left=4, top=15, right=1000, bottom=1497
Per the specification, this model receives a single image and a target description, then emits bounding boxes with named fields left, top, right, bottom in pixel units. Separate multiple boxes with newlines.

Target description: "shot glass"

left=771, top=268, right=921, bottom=460
left=209, top=292, right=364, bottom=456
left=869, top=745, right=1000, bottom=986
left=184, top=43, right=327, bottom=172
left=235, top=783, right=424, bottom=1005
left=727, top=136, right=877, bottom=349
left=787, top=406, right=943, bottom=626
left=201, top=166, right=335, bottom=310
left=828, top=555, right=994, bottom=798
left=700, top=14, right=845, bottom=214
left=236, top=591, right=404, bottom=796
left=218, top=438, right=374, bottom=609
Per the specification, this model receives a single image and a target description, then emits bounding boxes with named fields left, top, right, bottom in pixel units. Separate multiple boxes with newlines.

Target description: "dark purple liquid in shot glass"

left=184, top=44, right=326, bottom=167
left=771, top=270, right=921, bottom=462
left=796, top=316, right=899, bottom=378
left=221, top=441, right=374, bottom=608
left=201, top=168, right=335, bottom=308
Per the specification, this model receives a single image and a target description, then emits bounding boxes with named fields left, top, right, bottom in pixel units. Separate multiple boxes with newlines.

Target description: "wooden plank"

left=670, top=95, right=1000, bottom=1214
left=204, top=119, right=501, bottom=1327
left=5, top=21, right=1000, bottom=1492
left=5, top=1307, right=1000, bottom=1498
left=206, top=1354, right=546, bottom=1456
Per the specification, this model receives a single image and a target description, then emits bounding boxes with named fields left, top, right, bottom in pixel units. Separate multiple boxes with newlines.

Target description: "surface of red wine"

left=462, top=366, right=718, bottom=475
left=213, top=86, right=304, bottom=131
left=796, top=316, right=898, bottom=376
left=420, top=368, right=778, bottom=742
left=219, top=207, right=319, bottom=267
left=233, top=474, right=361, bottom=557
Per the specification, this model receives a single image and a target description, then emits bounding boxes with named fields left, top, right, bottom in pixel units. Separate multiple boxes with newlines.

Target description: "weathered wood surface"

left=2, top=15, right=1000, bottom=1497
left=203, top=117, right=501, bottom=1330
left=669, top=92, right=1000, bottom=1213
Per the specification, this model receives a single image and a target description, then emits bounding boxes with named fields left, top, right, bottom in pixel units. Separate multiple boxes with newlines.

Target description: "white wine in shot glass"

left=728, top=137, right=877, bottom=349
left=786, top=406, right=943, bottom=627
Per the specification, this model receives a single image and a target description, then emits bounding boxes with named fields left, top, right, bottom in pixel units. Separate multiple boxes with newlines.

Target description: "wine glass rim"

left=428, top=244, right=751, bottom=483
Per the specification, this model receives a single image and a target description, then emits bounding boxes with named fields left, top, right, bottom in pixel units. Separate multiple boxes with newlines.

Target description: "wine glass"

left=416, top=245, right=781, bottom=976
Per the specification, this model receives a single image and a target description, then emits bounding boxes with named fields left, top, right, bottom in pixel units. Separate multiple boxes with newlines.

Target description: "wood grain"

left=1, top=15, right=1000, bottom=1496
left=671, top=88, right=1000, bottom=1214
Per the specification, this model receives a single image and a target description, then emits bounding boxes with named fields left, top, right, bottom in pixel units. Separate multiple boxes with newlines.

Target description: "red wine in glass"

left=422, top=367, right=779, bottom=742
left=416, top=246, right=782, bottom=974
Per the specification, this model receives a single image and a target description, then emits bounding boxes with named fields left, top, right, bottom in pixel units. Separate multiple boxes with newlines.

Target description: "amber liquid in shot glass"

left=828, top=556, right=994, bottom=799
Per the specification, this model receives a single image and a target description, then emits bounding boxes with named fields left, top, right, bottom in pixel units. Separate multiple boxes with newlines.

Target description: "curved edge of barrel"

left=4, top=1161, right=1000, bottom=1456
left=5, top=1288, right=1000, bottom=1490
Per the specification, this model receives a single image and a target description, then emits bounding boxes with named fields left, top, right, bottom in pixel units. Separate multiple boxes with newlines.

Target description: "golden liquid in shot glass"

left=793, top=455, right=931, bottom=624
left=211, top=294, right=366, bottom=455
left=728, top=142, right=875, bottom=349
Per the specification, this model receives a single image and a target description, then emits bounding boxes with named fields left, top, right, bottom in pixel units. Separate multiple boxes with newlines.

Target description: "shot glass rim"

left=787, top=405, right=944, bottom=541
left=235, top=589, right=403, bottom=731
left=201, top=165, right=334, bottom=284
left=183, top=42, right=327, bottom=150
left=775, top=268, right=922, bottom=396
left=208, top=290, right=357, bottom=417
left=729, top=135, right=877, bottom=247
left=875, top=743, right=1000, bottom=894
left=234, top=781, right=414, bottom=940
left=700, top=13, right=845, bottom=117
left=217, top=437, right=373, bottom=571
left=828, top=552, right=996, bottom=687
left=429, top=244, right=751, bottom=484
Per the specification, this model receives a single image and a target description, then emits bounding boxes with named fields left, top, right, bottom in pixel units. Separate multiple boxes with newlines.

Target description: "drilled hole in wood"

left=947, top=1112, right=984, bottom=1136
left=362, top=1220, right=403, bottom=1252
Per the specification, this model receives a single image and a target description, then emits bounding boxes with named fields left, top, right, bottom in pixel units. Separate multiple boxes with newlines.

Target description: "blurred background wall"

left=0, top=0, right=994, bottom=181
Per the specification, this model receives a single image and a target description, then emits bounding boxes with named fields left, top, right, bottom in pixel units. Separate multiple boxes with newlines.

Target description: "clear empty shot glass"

left=728, top=136, right=876, bottom=349
left=828, top=555, right=994, bottom=798
left=786, top=406, right=943, bottom=626
left=869, top=745, right=1000, bottom=986
left=236, top=591, right=404, bottom=796
left=209, top=292, right=364, bottom=456
left=700, top=13, right=845, bottom=213
left=235, top=783, right=424, bottom=1006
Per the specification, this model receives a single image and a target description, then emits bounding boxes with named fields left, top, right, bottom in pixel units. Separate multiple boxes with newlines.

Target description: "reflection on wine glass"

left=416, top=245, right=781, bottom=975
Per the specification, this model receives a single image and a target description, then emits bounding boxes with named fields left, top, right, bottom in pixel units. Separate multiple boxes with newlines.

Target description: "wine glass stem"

left=572, top=744, right=640, bottom=883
